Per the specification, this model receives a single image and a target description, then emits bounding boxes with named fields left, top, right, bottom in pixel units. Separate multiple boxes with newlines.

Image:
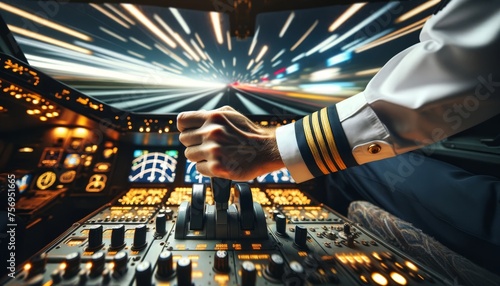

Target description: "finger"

left=179, top=129, right=204, bottom=147
left=196, top=160, right=229, bottom=179
left=176, top=110, right=209, bottom=132
left=216, top=105, right=236, bottom=112
left=184, top=145, right=207, bottom=163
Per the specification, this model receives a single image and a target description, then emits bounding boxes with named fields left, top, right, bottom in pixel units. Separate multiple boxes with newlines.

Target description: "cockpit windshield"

left=0, top=0, right=437, bottom=115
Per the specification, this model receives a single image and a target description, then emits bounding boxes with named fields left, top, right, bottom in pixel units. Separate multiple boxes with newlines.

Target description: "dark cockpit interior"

left=1, top=0, right=499, bottom=285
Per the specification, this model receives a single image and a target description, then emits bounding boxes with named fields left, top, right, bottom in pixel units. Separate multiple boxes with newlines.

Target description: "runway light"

left=210, top=12, right=224, bottom=44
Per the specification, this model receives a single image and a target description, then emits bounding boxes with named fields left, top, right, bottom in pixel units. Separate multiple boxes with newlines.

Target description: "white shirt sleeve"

left=277, top=0, right=500, bottom=183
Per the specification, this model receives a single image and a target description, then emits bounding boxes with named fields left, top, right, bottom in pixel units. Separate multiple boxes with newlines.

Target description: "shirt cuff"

left=275, top=123, right=314, bottom=183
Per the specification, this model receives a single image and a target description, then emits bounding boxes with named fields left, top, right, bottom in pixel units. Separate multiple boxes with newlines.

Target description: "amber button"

left=368, top=144, right=381, bottom=154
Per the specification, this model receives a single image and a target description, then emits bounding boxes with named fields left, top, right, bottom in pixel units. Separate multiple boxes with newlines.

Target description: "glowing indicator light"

left=371, top=272, right=388, bottom=285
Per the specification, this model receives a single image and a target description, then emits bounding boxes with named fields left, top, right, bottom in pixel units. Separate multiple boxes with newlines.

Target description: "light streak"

left=222, top=59, right=226, bottom=68
left=121, top=4, right=176, bottom=48
left=226, top=31, right=232, bottom=51
left=170, top=8, right=191, bottom=34
left=233, top=57, right=236, bottom=67
left=210, top=12, right=224, bottom=44
left=152, top=62, right=182, bottom=74
left=248, top=27, right=260, bottom=55
left=190, top=39, right=207, bottom=60
left=104, top=3, right=136, bottom=25
left=320, top=2, right=400, bottom=53
left=170, top=63, right=183, bottom=70
left=255, top=45, right=268, bottom=63
left=154, top=43, right=188, bottom=67
left=235, top=93, right=268, bottom=114
left=0, top=2, right=92, bottom=41
left=305, top=34, right=338, bottom=56
left=328, top=3, right=366, bottom=32
left=90, top=3, right=130, bottom=29
left=271, top=49, right=285, bottom=62
left=355, top=68, right=381, bottom=76
left=127, top=50, right=145, bottom=59
left=171, top=33, right=200, bottom=61
left=279, top=12, right=295, bottom=38
left=247, top=59, right=255, bottom=70
left=130, top=37, right=152, bottom=50
left=291, top=20, right=318, bottom=51
left=99, top=27, right=127, bottom=42
left=183, top=51, right=193, bottom=61
left=195, top=33, right=205, bottom=48
left=205, top=52, right=214, bottom=64
left=272, top=60, right=282, bottom=67
left=355, top=16, right=429, bottom=53
left=396, top=0, right=439, bottom=23
left=8, top=25, right=91, bottom=55
left=340, top=37, right=365, bottom=51
left=292, top=53, right=305, bottom=63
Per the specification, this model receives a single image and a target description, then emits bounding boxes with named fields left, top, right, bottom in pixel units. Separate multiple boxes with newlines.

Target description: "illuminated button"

left=405, top=261, right=418, bottom=272
left=390, top=272, right=407, bottom=285
left=368, top=144, right=382, bottom=154
left=371, top=272, right=388, bottom=285
left=372, top=252, right=383, bottom=261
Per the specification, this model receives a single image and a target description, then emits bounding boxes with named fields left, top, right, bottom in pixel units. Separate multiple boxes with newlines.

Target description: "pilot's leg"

left=324, top=151, right=500, bottom=273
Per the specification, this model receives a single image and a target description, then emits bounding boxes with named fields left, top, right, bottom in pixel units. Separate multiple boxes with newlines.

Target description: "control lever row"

left=175, top=178, right=267, bottom=240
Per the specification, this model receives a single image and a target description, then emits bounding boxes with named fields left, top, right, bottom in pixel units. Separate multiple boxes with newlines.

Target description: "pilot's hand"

left=177, top=106, right=284, bottom=181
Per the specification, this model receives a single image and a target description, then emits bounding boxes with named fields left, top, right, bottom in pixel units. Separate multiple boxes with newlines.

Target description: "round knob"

left=294, top=225, right=308, bottom=249
left=63, top=252, right=81, bottom=279
left=156, top=251, right=174, bottom=279
left=213, top=250, right=229, bottom=273
left=51, top=268, right=62, bottom=284
left=87, top=225, right=104, bottom=250
left=89, top=251, right=105, bottom=278
left=176, top=257, right=192, bottom=286
left=78, top=268, right=88, bottom=284
left=26, top=253, right=47, bottom=279
left=275, top=214, right=287, bottom=236
left=284, top=261, right=305, bottom=286
left=113, top=251, right=128, bottom=277
left=241, top=261, right=256, bottom=286
left=164, top=209, right=174, bottom=220
left=272, top=210, right=280, bottom=220
left=156, top=213, right=166, bottom=235
left=132, top=224, right=147, bottom=250
left=110, top=224, right=125, bottom=250
left=135, top=261, right=152, bottom=286
left=265, top=254, right=284, bottom=281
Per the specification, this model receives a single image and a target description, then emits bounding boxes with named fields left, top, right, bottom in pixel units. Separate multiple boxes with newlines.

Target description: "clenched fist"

left=177, top=106, right=284, bottom=181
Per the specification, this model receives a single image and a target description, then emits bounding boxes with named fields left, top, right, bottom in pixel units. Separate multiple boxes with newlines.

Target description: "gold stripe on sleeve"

left=320, top=108, right=347, bottom=170
left=303, top=115, right=329, bottom=175
left=311, top=111, right=338, bottom=173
